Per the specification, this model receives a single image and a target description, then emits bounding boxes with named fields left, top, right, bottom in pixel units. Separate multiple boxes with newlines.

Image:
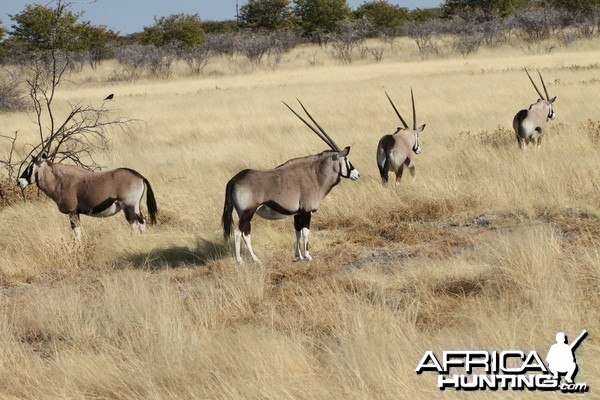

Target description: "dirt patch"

left=342, top=248, right=409, bottom=270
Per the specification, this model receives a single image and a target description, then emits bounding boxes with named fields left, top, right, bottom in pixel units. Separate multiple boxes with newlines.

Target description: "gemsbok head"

left=376, top=88, right=426, bottom=184
left=222, top=100, right=359, bottom=264
left=17, top=152, right=157, bottom=241
left=513, top=69, right=557, bottom=151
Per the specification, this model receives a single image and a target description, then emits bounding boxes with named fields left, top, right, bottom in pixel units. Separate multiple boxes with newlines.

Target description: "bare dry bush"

left=403, top=19, right=444, bottom=59
left=181, top=45, right=215, bottom=75
left=329, top=18, right=372, bottom=64
left=111, top=44, right=151, bottom=82
left=0, top=72, right=27, bottom=112
left=582, top=119, right=600, bottom=145
left=457, top=125, right=514, bottom=149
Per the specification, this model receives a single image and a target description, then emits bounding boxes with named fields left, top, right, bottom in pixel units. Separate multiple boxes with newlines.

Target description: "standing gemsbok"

left=222, top=100, right=359, bottom=264
left=513, top=69, right=557, bottom=151
left=17, top=152, right=157, bottom=240
left=376, top=89, right=426, bottom=184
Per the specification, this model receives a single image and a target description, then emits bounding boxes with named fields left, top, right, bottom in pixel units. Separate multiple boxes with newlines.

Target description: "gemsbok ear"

left=338, top=146, right=350, bottom=157
left=549, top=96, right=557, bottom=103
left=417, top=124, right=426, bottom=133
left=40, top=152, right=48, bottom=159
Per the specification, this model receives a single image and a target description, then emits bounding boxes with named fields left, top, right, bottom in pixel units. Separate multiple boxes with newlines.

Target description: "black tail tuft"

left=378, top=157, right=390, bottom=184
left=222, top=180, right=234, bottom=239
left=144, top=178, right=158, bottom=225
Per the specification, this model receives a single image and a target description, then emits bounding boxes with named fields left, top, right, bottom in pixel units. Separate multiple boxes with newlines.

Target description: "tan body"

left=223, top=100, right=359, bottom=264
left=377, top=90, right=426, bottom=184
left=18, top=156, right=157, bottom=240
left=236, top=152, right=344, bottom=218
left=223, top=149, right=357, bottom=263
left=377, top=127, right=422, bottom=184
left=513, top=70, right=557, bottom=151
left=513, top=99, right=556, bottom=150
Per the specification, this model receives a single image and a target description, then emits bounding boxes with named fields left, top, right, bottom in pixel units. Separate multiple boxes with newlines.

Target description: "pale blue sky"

left=1, top=0, right=442, bottom=35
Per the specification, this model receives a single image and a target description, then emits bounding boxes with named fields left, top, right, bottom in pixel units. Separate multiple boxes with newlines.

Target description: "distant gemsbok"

left=513, top=69, right=557, bottom=151
left=376, top=89, right=426, bottom=184
left=222, top=100, right=359, bottom=264
left=17, top=153, right=157, bottom=240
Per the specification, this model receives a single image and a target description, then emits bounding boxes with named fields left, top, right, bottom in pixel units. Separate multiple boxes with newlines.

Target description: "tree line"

left=2, top=0, right=599, bottom=64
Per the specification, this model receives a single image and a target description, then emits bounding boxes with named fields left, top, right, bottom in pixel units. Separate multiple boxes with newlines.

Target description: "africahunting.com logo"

left=416, top=330, right=589, bottom=393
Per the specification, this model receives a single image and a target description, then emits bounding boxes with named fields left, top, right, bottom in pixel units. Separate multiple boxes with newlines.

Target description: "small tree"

left=547, top=0, right=600, bottom=13
left=441, top=0, right=523, bottom=21
left=9, top=2, right=87, bottom=53
left=354, top=0, right=409, bottom=34
left=293, top=0, right=351, bottom=35
left=240, top=0, right=293, bottom=30
left=2, top=1, right=134, bottom=180
left=143, top=13, right=205, bottom=48
left=80, top=24, right=119, bottom=69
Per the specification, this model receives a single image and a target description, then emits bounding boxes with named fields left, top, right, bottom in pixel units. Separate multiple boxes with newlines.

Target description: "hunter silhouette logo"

left=546, top=330, right=587, bottom=384
left=416, top=330, right=589, bottom=393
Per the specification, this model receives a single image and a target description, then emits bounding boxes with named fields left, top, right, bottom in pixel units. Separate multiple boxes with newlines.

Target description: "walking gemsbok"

left=222, top=100, right=359, bottom=264
left=17, top=152, right=157, bottom=240
left=376, top=88, right=426, bottom=184
left=513, top=69, right=557, bottom=151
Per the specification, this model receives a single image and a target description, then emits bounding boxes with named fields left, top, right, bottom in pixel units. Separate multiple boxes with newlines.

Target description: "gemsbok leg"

left=294, top=212, right=312, bottom=261
left=235, top=210, right=261, bottom=264
left=69, top=212, right=82, bottom=241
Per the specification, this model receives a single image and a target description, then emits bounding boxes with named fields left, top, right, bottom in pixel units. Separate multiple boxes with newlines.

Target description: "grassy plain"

left=0, top=37, right=599, bottom=399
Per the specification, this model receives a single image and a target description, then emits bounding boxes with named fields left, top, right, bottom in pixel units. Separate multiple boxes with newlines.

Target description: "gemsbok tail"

left=143, top=177, right=158, bottom=225
left=222, top=179, right=235, bottom=239
left=378, top=157, right=390, bottom=183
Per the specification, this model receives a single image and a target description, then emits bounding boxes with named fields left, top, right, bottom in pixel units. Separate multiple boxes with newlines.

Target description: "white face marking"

left=341, top=158, right=359, bottom=181
left=17, top=178, right=29, bottom=189
left=413, top=131, right=421, bottom=154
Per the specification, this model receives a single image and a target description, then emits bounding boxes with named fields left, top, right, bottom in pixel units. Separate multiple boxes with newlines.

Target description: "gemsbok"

left=17, top=152, right=157, bottom=240
left=376, top=89, right=426, bottom=184
left=513, top=69, right=557, bottom=151
left=222, top=100, right=359, bottom=264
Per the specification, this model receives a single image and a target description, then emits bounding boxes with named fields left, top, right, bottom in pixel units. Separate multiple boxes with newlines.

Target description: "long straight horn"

left=296, top=99, right=341, bottom=152
left=385, top=91, right=409, bottom=129
left=537, top=70, right=551, bottom=100
left=411, top=87, right=416, bottom=130
left=283, top=101, right=334, bottom=149
left=526, top=69, right=545, bottom=100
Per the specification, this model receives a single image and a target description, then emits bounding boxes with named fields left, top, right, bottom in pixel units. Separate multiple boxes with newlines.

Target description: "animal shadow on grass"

left=123, top=238, right=230, bottom=270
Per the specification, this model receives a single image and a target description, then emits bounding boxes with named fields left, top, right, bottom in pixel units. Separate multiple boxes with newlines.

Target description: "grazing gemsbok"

left=222, top=100, right=359, bottom=264
left=513, top=69, right=557, bottom=151
left=17, top=152, right=157, bottom=240
left=376, top=89, right=426, bottom=184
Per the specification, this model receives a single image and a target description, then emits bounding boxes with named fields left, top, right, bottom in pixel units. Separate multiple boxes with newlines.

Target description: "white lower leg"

left=302, top=227, right=312, bottom=261
left=242, top=233, right=261, bottom=263
left=72, top=226, right=82, bottom=242
left=139, top=220, right=147, bottom=233
left=295, top=230, right=303, bottom=259
left=234, top=227, right=243, bottom=263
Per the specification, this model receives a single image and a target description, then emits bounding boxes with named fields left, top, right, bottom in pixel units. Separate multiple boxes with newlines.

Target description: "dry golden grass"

left=0, top=37, right=599, bottom=398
